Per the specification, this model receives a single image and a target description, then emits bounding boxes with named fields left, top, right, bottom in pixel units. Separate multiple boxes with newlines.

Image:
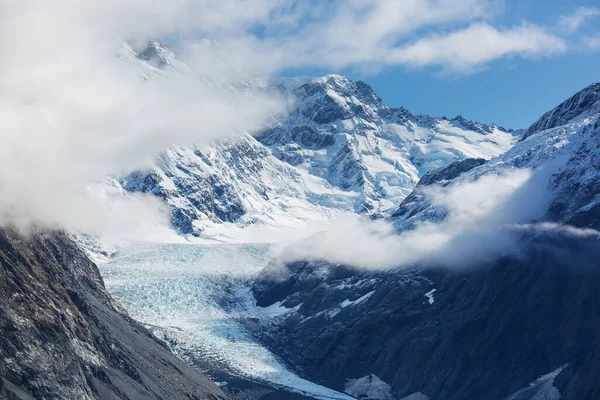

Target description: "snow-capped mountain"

left=120, top=41, right=519, bottom=236
left=393, top=81, right=600, bottom=231
left=248, top=82, right=600, bottom=400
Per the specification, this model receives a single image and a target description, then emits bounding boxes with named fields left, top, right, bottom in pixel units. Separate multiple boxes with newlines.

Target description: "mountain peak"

left=136, top=39, right=174, bottom=68
left=450, top=114, right=508, bottom=135
left=292, top=74, right=385, bottom=124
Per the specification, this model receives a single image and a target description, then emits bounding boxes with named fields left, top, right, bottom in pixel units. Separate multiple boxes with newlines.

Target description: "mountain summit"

left=120, top=52, right=519, bottom=236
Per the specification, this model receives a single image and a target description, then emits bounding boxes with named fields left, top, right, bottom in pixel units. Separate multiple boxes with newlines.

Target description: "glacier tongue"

left=100, top=242, right=354, bottom=399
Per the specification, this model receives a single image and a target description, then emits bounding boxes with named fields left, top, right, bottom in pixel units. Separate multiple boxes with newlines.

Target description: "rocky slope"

left=522, top=82, right=600, bottom=140
left=248, top=82, right=600, bottom=400
left=0, top=228, right=226, bottom=400
left=120, top=41, right=519, bottom=236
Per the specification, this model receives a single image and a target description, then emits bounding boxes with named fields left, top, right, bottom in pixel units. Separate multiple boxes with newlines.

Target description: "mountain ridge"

left=121, top=42, right=520, bottom=236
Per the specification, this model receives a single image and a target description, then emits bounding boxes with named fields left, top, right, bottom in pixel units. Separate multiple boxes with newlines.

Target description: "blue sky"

left=161, top=0, right=598, bottom=130
left=279, top=0, right=600, bottom=129
left=360, top=45, right=599, bottom=129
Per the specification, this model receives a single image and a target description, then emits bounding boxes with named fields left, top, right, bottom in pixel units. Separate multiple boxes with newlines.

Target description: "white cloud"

left=0, top=0, right=282, bottom=234
left=584, top=34, right=600, bottom=50
left=278, top=168, right=554, bottom=269
left=387, top=23, right=566, bottom=73
left=214, top=0, right=567, bottom=74
left=0, top=0, right=581, bottom=235
left=559, top=7, right=600, bottom=33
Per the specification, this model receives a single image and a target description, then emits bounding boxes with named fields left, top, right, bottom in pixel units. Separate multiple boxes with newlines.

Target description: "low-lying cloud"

left=278, top=167, right=597, bottom=270
left=0, top=0, right=282, bottom=236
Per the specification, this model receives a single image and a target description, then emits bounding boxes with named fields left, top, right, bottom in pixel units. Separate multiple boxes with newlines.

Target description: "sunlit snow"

left=424, top=288, right=436, bottom=305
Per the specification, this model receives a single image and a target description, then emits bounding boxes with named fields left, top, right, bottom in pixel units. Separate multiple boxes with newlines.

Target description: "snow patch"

left=260, top=301, right=301, bottom=317
left=504, top=365, right=566, bottom=400
left=424, top=288, right=437, bottom=305
left=344, top=374, right=393, bottom=400
left=340, top=290, right=375, bottom=308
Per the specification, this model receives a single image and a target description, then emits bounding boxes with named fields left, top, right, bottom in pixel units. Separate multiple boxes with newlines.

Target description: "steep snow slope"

left=121, top=137, right=355, bottom=236
left=256, top=74, right=518, bottom=214
left=119, top=41, right=519, bottom=236
left=522, top=82, right=600, bottom=140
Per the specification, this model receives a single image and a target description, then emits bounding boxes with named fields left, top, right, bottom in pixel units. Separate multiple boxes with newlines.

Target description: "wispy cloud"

left=215, top=0, right=567, bottom=74
left=387, top=23, right=566, bottom=74
left=559, top=7, right=600, bottom=33
left=584, top=34, right=600, bottom=50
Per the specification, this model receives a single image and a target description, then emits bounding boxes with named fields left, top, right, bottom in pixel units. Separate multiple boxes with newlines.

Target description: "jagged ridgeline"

left=120, top=41, right=520, bottom=236
left=0, top=228, right=226, bottom=400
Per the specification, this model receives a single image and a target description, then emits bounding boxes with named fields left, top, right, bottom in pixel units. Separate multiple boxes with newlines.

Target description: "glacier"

left=99, top=242, right=353, bottom=399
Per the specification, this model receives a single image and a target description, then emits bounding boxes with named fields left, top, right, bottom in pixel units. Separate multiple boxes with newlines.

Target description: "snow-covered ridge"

left=117, top=41, right=519, bottom=237
left=523, top=82, right=600, bottom=140
left=392, top=83, right=600, bottom=231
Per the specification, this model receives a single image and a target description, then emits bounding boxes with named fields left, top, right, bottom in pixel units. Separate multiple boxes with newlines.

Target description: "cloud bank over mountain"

left=0, top=0, right=593, bottom=235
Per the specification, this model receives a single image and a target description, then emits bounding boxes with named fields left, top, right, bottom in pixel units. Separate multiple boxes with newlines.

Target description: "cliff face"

left=251, top=235, right=600, bottom=400
left=0, top=228, right=226, bottom=400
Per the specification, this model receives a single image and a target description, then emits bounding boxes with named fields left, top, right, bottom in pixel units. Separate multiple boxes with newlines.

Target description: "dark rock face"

left=450, top=115, right=508, bottom=135
left=250, top=235, right=600, bottom=400
left=0, top=228, right=226, bottom=400
left=417, top=158, right=487, bottom=187
left=523, top=82, right=600, bottom=140
left=136, top=39, right=173, bottom=68
left=547, top=122, right=600, bottom=229
left=389, top=158, right=486, bottom=223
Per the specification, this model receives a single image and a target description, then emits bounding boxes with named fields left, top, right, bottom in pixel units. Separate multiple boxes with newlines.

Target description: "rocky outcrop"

left=523, top=82, right=600, bottom=140
left=389, top=158, right=487, bottom=223
left=416, top=158, right=487, bottom=187
left=250, top=235, right=600, bottom=400
left=0, top=228, right=226, bottom=400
